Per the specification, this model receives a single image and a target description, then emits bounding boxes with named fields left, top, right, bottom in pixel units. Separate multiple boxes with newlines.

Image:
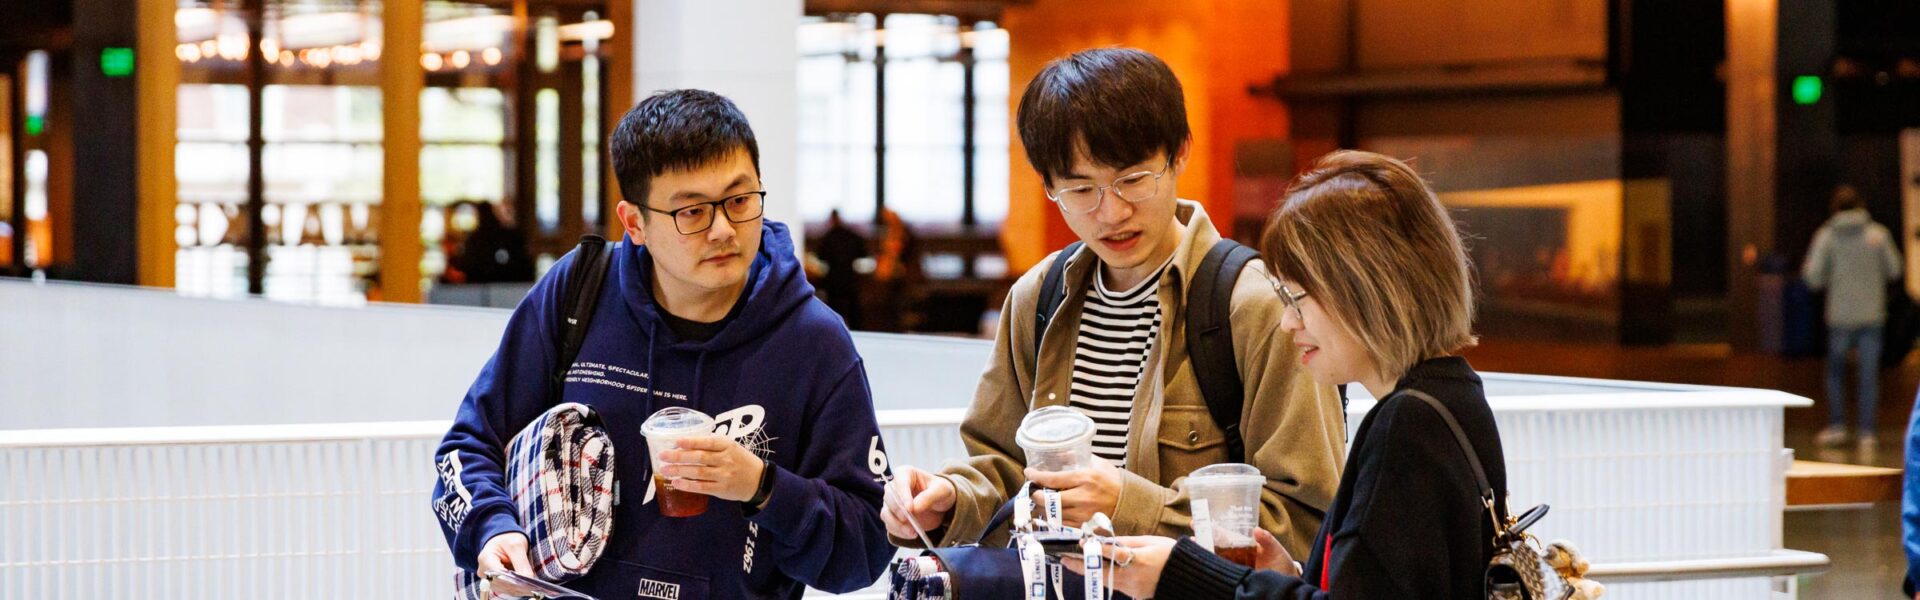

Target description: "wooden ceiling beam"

left=803, top=0, right=1026, bottom=21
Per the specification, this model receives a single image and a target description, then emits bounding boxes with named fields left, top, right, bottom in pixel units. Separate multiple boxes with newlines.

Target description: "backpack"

left=1033, top=239, right=1260, bottom=462
left=550, top=235, right=615, bottom=393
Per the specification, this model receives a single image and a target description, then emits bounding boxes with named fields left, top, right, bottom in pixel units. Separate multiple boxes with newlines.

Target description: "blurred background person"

left=870, top=207, right=921, bottom=332
left=1805, top=184, right=1903, bottom=450
left=815, top=208, right=868, bottom=328
left=447, top=201, right=535, bottom=285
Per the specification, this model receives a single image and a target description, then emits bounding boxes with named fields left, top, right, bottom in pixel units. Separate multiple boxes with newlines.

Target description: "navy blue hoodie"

left=432, top=221, right=894, bottom=599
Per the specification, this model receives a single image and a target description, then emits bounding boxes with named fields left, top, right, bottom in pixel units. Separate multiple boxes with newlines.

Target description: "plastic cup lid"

left=1185, top=463, right=1264, bottom=488
left=642, top=406, right=714, bottom=437
left=1016, top=406, right=1096, bottom=450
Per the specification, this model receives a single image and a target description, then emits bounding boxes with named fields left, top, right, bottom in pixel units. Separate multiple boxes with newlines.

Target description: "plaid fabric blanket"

left=456, top=402, right=616, bottom=599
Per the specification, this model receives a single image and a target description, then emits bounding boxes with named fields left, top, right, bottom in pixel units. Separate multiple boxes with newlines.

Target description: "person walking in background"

left=1805, top=184, right=1903, bottom=450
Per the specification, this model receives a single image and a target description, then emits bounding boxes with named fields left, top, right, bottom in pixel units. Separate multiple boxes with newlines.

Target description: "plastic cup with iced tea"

left=642, top=406, right=717, bottom=518
left=1186, top=463, right=1265, bottom=567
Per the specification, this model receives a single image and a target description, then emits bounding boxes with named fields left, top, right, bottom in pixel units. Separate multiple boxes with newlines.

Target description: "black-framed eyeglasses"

left=643, top=191, right=767, bottom=235
left=1273, top=279, right=1308, bottom=323
left=1045, top=164, right=1169, bottom=215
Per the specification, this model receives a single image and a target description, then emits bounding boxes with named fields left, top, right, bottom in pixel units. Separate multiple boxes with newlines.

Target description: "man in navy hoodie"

left=432, top=89, right=894, bottom=599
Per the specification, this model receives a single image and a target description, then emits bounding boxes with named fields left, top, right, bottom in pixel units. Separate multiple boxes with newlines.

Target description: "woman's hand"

left=1252, top=529, right=1300, bottom=576
left=1062, top=536, right=1176, bottom=599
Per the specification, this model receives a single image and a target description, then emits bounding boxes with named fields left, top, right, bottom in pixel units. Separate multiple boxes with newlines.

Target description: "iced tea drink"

left=1186, top=463, right=1265, bottom=566
left=1215, top=544, right=1259, bottom=568
left=652, top=474, right=710, bottom=517
left=642, top=406, right=717, bottom=518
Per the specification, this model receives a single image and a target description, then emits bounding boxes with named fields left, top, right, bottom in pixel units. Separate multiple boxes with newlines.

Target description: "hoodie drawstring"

left=643, top=324, right=659, bottom=410
left=642, top=322, right=713, bottom=409
left=692, top=351, right=708, bottom=407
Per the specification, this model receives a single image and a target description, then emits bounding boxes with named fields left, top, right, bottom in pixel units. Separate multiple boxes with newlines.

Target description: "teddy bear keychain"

left=1544, top=540, right=1606, bottom=599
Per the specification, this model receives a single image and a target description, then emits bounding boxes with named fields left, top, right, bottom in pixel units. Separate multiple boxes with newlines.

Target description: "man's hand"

left=657, top=435, right=766, bottom=502
left=478, top=531, right=535, bottom=579
left=1062, top=535, right=1175, bottom=599
left=1024, top=456, right=1124, bottom=528
left=1252, top=529, right=1299, bottom=576
left=881, top=465, right=955, bottom=544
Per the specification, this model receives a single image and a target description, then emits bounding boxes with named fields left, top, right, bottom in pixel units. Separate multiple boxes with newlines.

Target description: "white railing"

left=0, top=412, right=961, bottom=599
left=3, top=401, right=1827, bottom=599
left=0, top=279, right=1832, bottom=599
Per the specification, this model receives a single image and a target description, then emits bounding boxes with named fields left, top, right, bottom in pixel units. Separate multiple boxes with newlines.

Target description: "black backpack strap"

left=1185, top=239, right=1259, bottom=463
left=1395, top=389, right=1497, bottom=511
left=1032, top=241, right=1084, bottom=358
left=552, top=234, right=614, bottom=392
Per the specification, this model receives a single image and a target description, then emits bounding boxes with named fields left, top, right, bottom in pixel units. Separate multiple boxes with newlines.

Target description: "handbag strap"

left=1394, top=389, right=1500, bottom=517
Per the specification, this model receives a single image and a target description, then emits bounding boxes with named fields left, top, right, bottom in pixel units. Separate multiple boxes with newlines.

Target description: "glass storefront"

left=171, top=0, right=611, bottom=304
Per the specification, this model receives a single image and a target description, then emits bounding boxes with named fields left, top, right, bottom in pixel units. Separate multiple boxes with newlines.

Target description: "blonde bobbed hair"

left=1260, top=150, right=1478, bottom=381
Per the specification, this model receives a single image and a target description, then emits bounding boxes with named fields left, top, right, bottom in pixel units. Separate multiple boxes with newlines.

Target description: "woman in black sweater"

left=1071, top=150, right=1507, bottom=599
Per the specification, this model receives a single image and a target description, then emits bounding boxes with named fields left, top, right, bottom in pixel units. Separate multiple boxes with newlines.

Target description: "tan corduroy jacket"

left=919, top=200, right=1347, bottom=556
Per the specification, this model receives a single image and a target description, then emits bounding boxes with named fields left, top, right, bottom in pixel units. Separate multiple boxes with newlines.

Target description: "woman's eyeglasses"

left=1273, top=280, right=1308, bottom=323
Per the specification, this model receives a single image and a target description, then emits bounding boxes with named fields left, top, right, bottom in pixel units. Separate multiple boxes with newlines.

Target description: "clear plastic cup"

left=642, top=406, right=716, bottom=518
left=1016, top=406, right=1098, bottom=473
left=1185, top=463, right=1264, bottom=566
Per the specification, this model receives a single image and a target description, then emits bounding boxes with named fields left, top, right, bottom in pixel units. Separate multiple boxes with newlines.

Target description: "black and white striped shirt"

left=1068, top=260, right=1170, bottom=469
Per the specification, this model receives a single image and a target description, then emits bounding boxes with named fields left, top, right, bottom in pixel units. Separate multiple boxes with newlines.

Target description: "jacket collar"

left=1042, top=199, right=1225, bottom=481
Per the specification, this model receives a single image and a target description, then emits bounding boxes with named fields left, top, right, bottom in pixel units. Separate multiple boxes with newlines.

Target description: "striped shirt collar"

left=1092, top=253, right=1177, bottom=304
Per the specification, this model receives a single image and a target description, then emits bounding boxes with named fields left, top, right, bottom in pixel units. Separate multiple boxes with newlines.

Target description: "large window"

left=19, top=50, right=57, bottom=274
left=174, top=1, right=384, bottom=305
left=420, top=4, right=612, bottom=288
left=417, top=1, right=513, bottom=293
left=796, top=14, right=1009, bottom=226
left=2, top=52, right=52, bottom=274
left=172, top=0, right=612, bottom=303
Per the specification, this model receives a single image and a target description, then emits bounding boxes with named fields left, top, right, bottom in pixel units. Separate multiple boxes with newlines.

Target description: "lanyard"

left=1082, top=537, right=1105, bottom=600
left=1041, top=489, right=1065, bottom=600
left=893, top=481, right=1118, bottom=600
left=1020, top=535, right=1048, bottom=600
left=1014, top=482, right=1034, bottom=532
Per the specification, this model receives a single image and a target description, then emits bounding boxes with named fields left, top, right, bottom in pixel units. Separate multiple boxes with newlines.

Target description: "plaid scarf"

left=456, top=402, right=616, bottom=599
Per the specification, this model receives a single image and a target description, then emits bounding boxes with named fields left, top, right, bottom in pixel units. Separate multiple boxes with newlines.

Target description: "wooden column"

left=135, top=0, right=179, bottom=288
left=243, top=0, right=266, bottom=294
left=603, top=0, right=633, bottom=240
left=380, top=0, right=424, bottom=302
left=1725, top=0, right=1777, bottom=352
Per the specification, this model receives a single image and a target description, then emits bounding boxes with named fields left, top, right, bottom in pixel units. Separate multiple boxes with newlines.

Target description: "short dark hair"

left=1831, top=184, right=1862, bottom=213
left=610, top=89, right=761, bottom=215
left=1017, top=48, right=1190, bottom=187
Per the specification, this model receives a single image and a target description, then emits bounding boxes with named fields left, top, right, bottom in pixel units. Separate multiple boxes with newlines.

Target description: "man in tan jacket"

left=881, top=48, right=1346, bottom=557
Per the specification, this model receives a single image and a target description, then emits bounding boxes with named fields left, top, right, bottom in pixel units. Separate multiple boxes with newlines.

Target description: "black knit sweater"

left=1156, top=356, right=1508, bottom=599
